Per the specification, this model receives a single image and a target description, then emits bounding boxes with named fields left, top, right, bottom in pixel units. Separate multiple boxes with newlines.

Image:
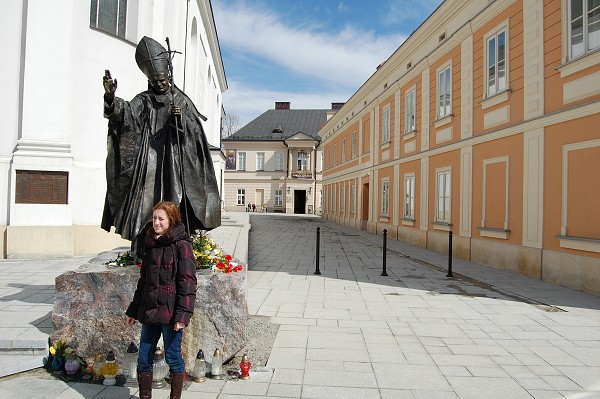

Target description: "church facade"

left=1, top=0, right=227, bottom=257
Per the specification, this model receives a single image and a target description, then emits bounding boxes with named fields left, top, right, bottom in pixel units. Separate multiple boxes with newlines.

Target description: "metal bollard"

left=314, top=227, right=321, bottom=275
left=381, top=229, right=388, bottom=276
left=446, top=230, right=454, bottom=277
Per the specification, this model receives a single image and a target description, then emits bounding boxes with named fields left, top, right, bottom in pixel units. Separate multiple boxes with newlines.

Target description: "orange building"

left=320, top=0, right=600, bottom=295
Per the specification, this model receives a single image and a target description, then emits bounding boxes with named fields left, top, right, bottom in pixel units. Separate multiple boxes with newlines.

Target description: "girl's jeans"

left=137, top=323, right=185, bottom=373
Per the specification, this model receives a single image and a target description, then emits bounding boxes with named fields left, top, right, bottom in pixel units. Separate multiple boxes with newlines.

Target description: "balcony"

left=291, top=170, right=313, bottom=179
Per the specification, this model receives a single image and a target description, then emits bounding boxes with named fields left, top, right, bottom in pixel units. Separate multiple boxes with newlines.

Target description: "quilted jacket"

left=126, top=223, right=197, bottom=326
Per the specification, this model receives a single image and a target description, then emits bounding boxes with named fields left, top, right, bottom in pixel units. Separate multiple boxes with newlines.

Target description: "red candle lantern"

left=239, top=353, right=251, bottom=380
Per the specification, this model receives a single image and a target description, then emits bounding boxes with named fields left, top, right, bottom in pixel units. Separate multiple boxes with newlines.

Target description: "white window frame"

left=275, top=153, right=284, bottom=171
left=256, top=152, right=265, bottom=171
left=274, top=189, right=283, bottom=206
left=333, top=186, right=337, bottom=211
left=382, top=105, right=391, bottom=143
left=405, top=89, right=416, bottom=133
left=485, top=25, right=509, bottom=98
left=569, top=0, right=600, bottom=59
left=237, top=189, right=245, bottom=205
left=297, top=151, right=308, bottom=170
left=333, top=144, right=337, bottom=166
left=351, top=130, right=357, bottom=159
left=320, top=152, right=323, bottom=172
left=381, top=179, right=390, bottom=217
left=404, top=174, right=415, bottom=219
left=437, top=63, right=452, bottom=118
left=342, top=138, right=347, bottom=163
left=237, top=152, right=246, bottom=171
left=435, top=168, right=452, bottom=223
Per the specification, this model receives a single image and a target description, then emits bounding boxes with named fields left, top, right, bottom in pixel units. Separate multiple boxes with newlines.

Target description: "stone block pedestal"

left=51, top=250, right=248, bottom=373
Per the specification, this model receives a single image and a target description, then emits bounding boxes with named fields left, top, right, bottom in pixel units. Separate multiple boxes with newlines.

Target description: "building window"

left=342, top=139, right=347, bottom=163
left=275, top=153, right=284, bottom=171
left=237, top=152, right=246, bottom=171
left=325, top=149, right=329, bottom=169
left=275, top=189, right=283, bottom=206
left=297, top=151, right=308, bottom=170
left=570, top=0, right=600, bottom=58
left=436, top=170, right=451, bottom=223
left=381, top=179, right=390, bottom=217
left=256, top=152, right=265, bottom=171
left=405, top=89, right=416, bottom=132
left=90, top=0, right=127, bottom=38
left=237, top=189, right=245, bottom=205
left=320, top=189, right=323, bottom=207
left=333, top=187, right=337, bottom=211
left=350, top=184, right=356, bottom=212
left=333, top=144, right=337, bottom=166
left=341, top=185, right=345, bottom=212
left=486, top=28, right=507, bottom=97
left=320, top=152, right=323, bottom=172
left=404, top=174, right=415, bottom=219
left=351, top=131, right=357, bottom=159
left=382, top=105, right=391, bottom=143
left=437, top=65, right=452, bottom=118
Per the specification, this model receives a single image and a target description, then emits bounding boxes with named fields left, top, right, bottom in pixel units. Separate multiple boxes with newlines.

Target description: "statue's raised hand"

left=103, top=70, right=117, bottom=104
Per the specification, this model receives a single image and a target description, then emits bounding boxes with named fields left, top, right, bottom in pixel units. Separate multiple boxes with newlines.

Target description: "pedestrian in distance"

left=125, top=201, right=197, bottom=399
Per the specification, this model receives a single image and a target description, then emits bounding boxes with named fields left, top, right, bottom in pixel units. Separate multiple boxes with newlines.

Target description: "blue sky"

left=212, top=0, right=444, bottom=126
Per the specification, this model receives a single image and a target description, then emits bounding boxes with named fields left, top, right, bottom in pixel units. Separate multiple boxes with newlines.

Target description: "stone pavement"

left=1, top=213, right=600, bottom=398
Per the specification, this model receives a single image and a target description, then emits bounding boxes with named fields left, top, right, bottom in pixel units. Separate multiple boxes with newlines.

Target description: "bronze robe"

left=102, top=86, right=221, bottom=244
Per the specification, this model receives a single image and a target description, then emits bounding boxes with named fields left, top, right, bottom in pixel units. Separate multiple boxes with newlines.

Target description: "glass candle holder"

left=152, top=347, right=169, bottom=389
left=101, top=350, right=118, bottom=386
left=210, top=348, right=223, bottom=379
left=123, top=342, right=138, bottom=382
left=193, top=349, right=206, bottom=383
left=92, top=354, right=105, bottom=380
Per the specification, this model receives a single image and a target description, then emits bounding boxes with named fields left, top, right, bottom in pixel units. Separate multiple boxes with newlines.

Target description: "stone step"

left=0, top=354, right=47, bottom=377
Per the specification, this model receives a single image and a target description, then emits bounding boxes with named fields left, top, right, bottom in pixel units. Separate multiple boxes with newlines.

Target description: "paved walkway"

left=1, top=213, right=600, bottom=398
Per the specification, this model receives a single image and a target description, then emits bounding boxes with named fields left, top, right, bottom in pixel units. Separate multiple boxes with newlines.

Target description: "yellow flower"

left=49, top=346, right=56, bottom=356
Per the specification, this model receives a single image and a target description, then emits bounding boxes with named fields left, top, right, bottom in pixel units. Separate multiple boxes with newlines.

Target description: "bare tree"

left=221, top=112, right=241, bottom=138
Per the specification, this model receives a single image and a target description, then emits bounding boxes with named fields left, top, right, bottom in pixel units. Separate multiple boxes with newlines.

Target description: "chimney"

left=331, top=102, right=345, bottom=111
left=275, top=102, right=291, bottom=110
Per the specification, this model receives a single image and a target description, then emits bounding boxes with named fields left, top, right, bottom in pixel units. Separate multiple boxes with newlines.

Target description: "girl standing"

left=126, top=201, right=197, bottom=399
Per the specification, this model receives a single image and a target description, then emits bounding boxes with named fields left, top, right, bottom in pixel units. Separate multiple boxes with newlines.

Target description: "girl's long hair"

left=148, top=201, right=182, bottom=238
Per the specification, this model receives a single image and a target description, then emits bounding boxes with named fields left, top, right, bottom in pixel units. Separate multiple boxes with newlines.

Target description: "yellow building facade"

left=320, top=0, right=600, bottom=294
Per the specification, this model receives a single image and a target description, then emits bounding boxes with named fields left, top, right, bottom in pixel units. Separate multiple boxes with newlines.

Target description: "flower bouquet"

left=191, top=230, right=243, bottom=273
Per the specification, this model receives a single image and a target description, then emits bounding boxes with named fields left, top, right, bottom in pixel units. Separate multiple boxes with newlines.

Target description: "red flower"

left=226, top=266, right=233, bottom=273
left=225, top=255, right=232, bottom=262
left=216, top=262, right=225, bottom=269
left=137, top=263, right=142, bottom=268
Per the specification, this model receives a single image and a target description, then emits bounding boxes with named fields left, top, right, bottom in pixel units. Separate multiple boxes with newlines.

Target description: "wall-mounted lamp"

left=308, top=187, right=312, bottom=195
left=287, top=187, right=291, bottom=194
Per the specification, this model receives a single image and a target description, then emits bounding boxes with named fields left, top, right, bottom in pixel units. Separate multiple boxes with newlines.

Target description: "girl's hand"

left=126, top=316, right=136, bottom=326
left=174, top=322, right=185, bottom=331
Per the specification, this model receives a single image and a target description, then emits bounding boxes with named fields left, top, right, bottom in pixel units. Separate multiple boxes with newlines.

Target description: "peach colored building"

left=320, top=0, right=600, bottom=295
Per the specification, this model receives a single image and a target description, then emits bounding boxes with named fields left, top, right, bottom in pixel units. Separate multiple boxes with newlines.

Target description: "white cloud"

left=213, top=1, right=411, bottom=127
left=213, top=1, right=406, bottom=90
left=223, top=79, right=351, bottom=127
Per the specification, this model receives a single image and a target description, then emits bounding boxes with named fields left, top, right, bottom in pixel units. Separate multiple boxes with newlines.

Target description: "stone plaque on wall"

left=15, top=170, right=68, bottom=204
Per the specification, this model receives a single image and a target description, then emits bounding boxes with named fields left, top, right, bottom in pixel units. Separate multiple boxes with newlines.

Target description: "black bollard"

left=314, top=227, right=321, bottom=275
left=446, top=230, right=454, bottom=277
left=381, top=229, right=388, bottom=276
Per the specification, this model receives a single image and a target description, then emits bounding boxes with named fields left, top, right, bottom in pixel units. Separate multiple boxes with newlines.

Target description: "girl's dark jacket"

left=126, top=223, right=197, bottom=326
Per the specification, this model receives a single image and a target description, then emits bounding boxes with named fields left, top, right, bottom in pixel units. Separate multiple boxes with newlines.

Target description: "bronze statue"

left=101, top=36, right=221, bottom=256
